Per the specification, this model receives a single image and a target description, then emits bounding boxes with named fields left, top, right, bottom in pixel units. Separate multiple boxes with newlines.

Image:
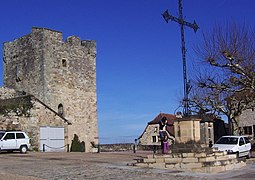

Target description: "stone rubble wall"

left=0, top=95, right=68, bottom=151
left=238, top=109, right=255, bottom=127
left=0, top=87, right=20, bottom=99
left=139, top=124, right=161, bottom=146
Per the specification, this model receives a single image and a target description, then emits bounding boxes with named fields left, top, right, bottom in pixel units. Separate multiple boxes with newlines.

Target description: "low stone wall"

left=99, top=143, right=134, bottom=152
left=98, top=144, right=161, bottom=153
left=133, top=150, right=247, bottom=173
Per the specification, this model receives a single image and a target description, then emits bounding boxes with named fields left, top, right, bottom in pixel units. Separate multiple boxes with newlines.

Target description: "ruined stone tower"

left=3, top=27, right=98, bottom=152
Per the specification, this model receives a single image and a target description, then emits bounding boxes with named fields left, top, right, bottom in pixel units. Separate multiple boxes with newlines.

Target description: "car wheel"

left=236, top=152, right=239, bottom=158
left=20, top=146, right=28, bottom=154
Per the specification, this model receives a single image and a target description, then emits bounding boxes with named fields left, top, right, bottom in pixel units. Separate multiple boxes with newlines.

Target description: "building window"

left=208, top=128, right=211, bottom=138
left=253, top=125, right=255, bottom=138
left=154, top=127, right=158, bottom=133
left=58, top=104, right=64, bottom=117
left=243, top=126, right=252, bottom=135
left=62, top=59, right=67, bottom=67
left=152, top=136, right=157, bottom=143
left=16, top=66, right=21, bottom=82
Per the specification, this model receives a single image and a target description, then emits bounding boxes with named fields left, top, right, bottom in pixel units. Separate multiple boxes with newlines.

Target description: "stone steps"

left=134, top=151, right=246, bottom=173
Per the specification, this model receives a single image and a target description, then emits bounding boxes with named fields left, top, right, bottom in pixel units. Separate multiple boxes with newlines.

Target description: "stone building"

left=0, top=27, right=98, bottom=152
left=138, top=113, right=175, bottom=146
left=237, top=109, right=255, bottom=139
left=138, top=113, right=214, bottom=146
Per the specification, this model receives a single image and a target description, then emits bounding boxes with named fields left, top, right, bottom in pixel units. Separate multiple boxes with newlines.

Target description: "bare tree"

left=190, top=23, right=255, bottom=135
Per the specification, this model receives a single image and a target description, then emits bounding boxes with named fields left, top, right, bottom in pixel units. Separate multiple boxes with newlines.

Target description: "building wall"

left=139, top=124, right=160, bottom=146
left=174, top=118, right=201, bottom=143
left=237, top=109, right=255, bottom=139
left=0, top=96, right=68, bottom=151
left=0, top=87, right=19, bottom=99
left=3, top=27, right=98, bottom=152
left=238, top=109, right=255, bottom=127
left=200, top=122, right=214, bottom=144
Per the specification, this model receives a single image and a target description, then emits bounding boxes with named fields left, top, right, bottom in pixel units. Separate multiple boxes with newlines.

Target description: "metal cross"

left=162, top=0, right=198, bottom=117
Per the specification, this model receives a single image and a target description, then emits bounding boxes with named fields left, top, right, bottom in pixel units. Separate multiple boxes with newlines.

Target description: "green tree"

left=70, top=134, right=85, bottom=152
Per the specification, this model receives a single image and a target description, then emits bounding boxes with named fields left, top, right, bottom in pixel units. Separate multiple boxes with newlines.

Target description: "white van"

left=0, top=131, right=31, bottom=153
left=212, top=136, right=251, bottom=158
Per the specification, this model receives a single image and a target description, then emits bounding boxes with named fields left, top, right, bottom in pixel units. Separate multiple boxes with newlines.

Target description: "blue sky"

left=1, top=0, right=255, bottom=143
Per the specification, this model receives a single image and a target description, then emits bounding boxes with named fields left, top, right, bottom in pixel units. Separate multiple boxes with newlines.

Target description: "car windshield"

left=0, top=132, right=5, bottom=139
left=216, top=137, right=238, bottom=145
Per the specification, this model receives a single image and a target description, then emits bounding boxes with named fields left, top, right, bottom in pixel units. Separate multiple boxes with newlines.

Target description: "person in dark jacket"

left=159, top=117, right=169, bottom=153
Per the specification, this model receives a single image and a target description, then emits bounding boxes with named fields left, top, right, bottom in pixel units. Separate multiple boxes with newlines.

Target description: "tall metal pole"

left=162, top=0, right=198, bottom=116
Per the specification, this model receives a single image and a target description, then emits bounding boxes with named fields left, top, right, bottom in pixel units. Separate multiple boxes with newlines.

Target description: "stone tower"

left=3, top=27, right=98, bottom=152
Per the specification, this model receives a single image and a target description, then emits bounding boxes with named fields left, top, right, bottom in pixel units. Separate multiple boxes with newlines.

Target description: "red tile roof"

left=148, top=113, right=176, bottom=125
left=148, top=113, right=176, bottom=137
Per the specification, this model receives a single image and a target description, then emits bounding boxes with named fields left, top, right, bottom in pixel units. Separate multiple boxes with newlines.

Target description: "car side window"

left=239, top=137, right=245, bottom=146
left=244, top=137, right=250, bottom=144
left=16, top=133, right=25, bottom=139
left=3, top=133, right=15, bottom=140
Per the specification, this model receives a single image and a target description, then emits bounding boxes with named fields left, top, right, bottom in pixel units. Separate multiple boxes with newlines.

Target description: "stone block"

left=155, top=157, right=165, bottom=163
left=180, top=162, right=203, bottom=169
left=182, top=153, right=195, bottom=157
left=215, top=155, right=231, bottom=161
left=214, top=152, right=224, bottom=156
left=191, top=167, right=207, bottom=173
left=213, top=161, right=223, bottom=166
left=182, top=157, right=199, bottom=163
left=147, top=155, right=155, bottom=159
left=162, top=154, right=171, bottom=158
left=165, top=164, right=175, bottom=169
left=174, top=163, right=181, bottom=169
left=199, top=156, right=216, bottom=162
left=195, top=152, right=207, bottom=158
left=227, top=161, right=246, bottom=170
left=227, top=154, right=237, bottom=159
left=144, top=158, right=156, bottom=163
left=150, top=162, right=166, bottom=168
left=172, top=153, right=182, bottom=158
left=165, top=157, right=182, bottom=164
left=206, top=166, right=226, bottom=173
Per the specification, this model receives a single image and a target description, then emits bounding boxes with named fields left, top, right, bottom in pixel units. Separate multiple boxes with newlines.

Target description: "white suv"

left=0, top=131, right=31, bottom=153
left=212, top=136, right=251, bottom=158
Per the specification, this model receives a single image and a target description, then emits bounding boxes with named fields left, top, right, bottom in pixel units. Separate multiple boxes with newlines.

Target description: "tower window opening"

left=62, top=59, right=67, bottom=67
left=16, top=66, right=21, bottom=82
left=58, top=104, right=64, bottom=117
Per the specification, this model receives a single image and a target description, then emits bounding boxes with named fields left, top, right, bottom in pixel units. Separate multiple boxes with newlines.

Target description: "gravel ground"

left=0, top=151, right=255, bottom=180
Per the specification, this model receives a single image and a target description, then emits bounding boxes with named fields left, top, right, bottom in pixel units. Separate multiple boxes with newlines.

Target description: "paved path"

left=0, top=151, right=255, bottom=179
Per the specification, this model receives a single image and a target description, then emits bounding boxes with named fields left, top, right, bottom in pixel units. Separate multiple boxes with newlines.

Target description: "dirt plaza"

left=0, top=151, right=255, bottom=180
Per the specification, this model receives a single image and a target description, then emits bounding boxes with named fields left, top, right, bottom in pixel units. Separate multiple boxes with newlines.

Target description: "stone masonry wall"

left=0, top=87, right=18, bottom=99
left=139, top=124, right=160, bottom=146
left=3, top=31, right=45, bottom=98
left=238, top=109, right=255, bottom=127
left=174, top=118, right=201, bottom=143
left=0, top=95, right=68, bottom=151
left=3, top=27, right=98, bottom=152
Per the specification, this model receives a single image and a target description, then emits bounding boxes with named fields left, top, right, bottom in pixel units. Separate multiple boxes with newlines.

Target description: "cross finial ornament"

left=162, top=0, right=199, bottom=117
